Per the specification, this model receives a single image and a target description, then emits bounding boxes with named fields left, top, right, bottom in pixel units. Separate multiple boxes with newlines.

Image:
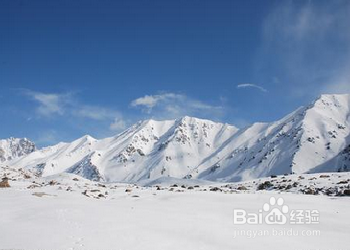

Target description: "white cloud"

left=109, top=117, right=127, bottom=131
left=131, top=92, right=226, bottom=120
left=22, top=89, right=130, bottom=134
left=237, top=83, right=268, bottom=93
left=131, top=95, right=159, bottom=109
left=23, top=90, right=69, bottom=116
left=131, top=93, right=180, bottom=113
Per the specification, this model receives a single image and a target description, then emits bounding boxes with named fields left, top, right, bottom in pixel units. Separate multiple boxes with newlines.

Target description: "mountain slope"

left=196, top=94, right=350, bottom=181
left=0, top=137, right=36, bottom=162
left=1, top=94, right=349, bottom=183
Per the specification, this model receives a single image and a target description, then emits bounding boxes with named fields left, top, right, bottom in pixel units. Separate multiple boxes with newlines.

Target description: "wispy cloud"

left=110, top=117, right=127, bottom=131
left=33, top=130, right=60, bottom=146
left=22, top=90, right=71, bottom=117
left=236, top=83, right=268, bottom=93
left=131, top=92, right=226, bottom=120
left=22, top=90, right=228, bottom=137
left=259, top=1, right=350, bottom=96
left=22, top=90, right=129, bottom=133
left=72, top=105, right=117, bottom=120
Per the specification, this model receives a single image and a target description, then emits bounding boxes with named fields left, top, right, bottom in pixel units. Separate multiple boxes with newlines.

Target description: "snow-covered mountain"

left=5, top=117, right=238, bottom=182
left=1, top=94, right=349, bottom=182
left=0, top=137, right=36, bottom=162
left=196, top=94, right=350, bottom=181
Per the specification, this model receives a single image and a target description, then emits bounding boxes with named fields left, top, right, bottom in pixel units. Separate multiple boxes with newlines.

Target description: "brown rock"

left=23, top=174, right=31, bottom=179
left=304, top=188, right=317, bottom=195
left=27, top=184, right=40, bottom=189
left=0, top=177, right=10, bottom=188
left=48, top=180, right=57, bottom=186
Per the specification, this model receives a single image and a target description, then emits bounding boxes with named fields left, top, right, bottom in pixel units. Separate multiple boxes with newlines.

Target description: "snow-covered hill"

left=0, top=137, right=36, bottom=162
left=1, top=94, right=349, bottom=183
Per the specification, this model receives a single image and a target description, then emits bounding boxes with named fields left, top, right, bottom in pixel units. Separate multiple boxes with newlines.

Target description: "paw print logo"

left=263, top=197, right=289, bottom=225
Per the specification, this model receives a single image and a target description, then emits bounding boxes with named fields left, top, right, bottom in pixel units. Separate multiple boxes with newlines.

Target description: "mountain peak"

left=0, top=137, right=36, bottom=162
left=311, top=93, right=350, bottom=112
left=318, top=93, right=350, bottom=99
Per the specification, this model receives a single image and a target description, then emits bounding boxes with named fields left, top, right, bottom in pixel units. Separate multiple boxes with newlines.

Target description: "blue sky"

left=1, top=0, right=349, bottom=146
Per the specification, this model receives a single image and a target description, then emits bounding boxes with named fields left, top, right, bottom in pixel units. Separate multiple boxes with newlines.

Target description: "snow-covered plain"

left=0, top=171, right=349, bottom=250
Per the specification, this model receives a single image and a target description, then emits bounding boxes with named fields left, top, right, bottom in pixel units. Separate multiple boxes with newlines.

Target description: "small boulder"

left=304, top=188, right=317, bottom=195
left=343, top=189, right=350, bottom=196
left=48, top=180, right=57, bottom=186
left=27, top=184, right=40, bottom=189
left=23, top=174, right=31, bottom=179
left=257, top=181, right=273, bottom=190
left=0, top=177, right=10, bottom=188
left=337, top=180, right=348, bottom=184
left=324, top=188, right=336, bottom=196
left=209, top=187, right=222, bottom=192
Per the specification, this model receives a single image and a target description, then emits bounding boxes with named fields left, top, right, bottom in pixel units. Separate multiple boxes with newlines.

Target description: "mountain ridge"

left=1, top=94, right=349, bottom=183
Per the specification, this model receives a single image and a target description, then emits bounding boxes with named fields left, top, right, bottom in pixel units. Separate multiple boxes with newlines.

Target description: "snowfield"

left=0, top=172, right=349, bottom=250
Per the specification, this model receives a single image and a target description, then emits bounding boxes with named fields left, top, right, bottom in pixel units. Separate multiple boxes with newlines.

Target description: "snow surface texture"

left=0, top=170, right=349, bottom=250
left=1, top=94, right=350, bottom=183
